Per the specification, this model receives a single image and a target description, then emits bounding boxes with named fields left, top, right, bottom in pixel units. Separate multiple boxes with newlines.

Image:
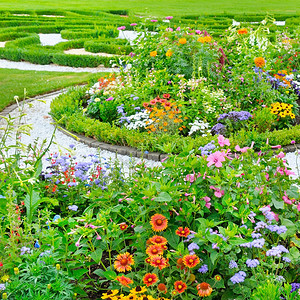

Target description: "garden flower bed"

left=50, top=15, right=300, bottom=154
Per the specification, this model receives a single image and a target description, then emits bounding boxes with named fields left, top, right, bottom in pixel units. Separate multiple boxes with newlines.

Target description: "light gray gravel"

left=38, top=33, right=68, bottom=46
left=0, top=92, right=161, bottom=175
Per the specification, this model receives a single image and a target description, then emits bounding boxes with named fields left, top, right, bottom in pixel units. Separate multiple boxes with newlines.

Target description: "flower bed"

left=50, top=15, right=300, bottom=154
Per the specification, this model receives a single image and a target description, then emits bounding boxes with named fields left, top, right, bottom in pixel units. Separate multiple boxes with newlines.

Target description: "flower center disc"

left=120, top=258, right=128, bottom=265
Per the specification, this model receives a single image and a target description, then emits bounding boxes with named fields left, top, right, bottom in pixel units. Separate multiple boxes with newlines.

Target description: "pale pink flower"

left=176, top=26, right=181, bottom=31
left=203, top=196, right=211, bottom=208
left=166, top=27, right=173, bottom=32
left=235, top=145, right=249, bottom=153
left=284, top=168, right=295, bottom=176
left=218, top=135, right=230, bottom=147
left=207, top=151, right=226, bottom=168
left=210, top=186, right=224, bottom=198
left=117, top=26, right=126, bottom=30
left=271, top=145, right=281, bottom=149
left=150, top=19, right=158, bottom=22
left=165, top=16, right=173, bottom=20
left=277, top=151, right=285, bottom=159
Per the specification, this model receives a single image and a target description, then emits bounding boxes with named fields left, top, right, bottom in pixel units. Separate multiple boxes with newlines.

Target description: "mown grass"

left=0, top=69, right=103, bottom=111
left=0, top=0, right=299, bottom=16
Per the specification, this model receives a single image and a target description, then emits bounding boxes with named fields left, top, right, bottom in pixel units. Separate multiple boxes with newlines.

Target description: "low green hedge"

left=5, top=34, right=41, bottom=48
left=61, top=26, right=119, bottom=39
left=0, top=31, right=29, bottom=41
left=84, top=41, right=132, bottom=54
left=50, top=87, right=300, bottom=154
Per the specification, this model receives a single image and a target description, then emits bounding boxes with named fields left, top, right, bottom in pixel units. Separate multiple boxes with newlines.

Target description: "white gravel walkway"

left=0, top=92, right=161, bottom=175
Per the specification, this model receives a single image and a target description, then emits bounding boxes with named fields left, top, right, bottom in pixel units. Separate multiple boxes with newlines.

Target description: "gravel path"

left=0, top=92, right=161, bottom=175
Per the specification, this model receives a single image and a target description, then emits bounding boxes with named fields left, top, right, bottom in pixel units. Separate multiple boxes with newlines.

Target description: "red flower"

left=150, top=255, right=168, bottom=270
left=157, top=283, right=167, bottom=293
left=114, top=252, right=134, bottom=272
left=116, top=275, right=133, bottom=287
left=0, top=262, right=3, bottom=267
left=197, top=282, right=213, bottom=297
left=182, top=254, right=200, bottom=268
left=163, top=93, right=171, bottom=99
left=119, top=223, right=128, bottom=231
left=175, top=227, right=190, bottom=237
left=143, top=273, right=158, bottom=287
left=149, top=235, right=168, bottom=246
left=174, top=281, right=187, bottom=293
left=146, top=244, right=164, bottom=257
left=150, top=214, right=168, bottom=232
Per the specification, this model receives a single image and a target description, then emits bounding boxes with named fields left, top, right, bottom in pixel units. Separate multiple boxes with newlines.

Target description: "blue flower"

left=53, top=215, right=61, bottom=221
left=246, top=259, right=259, bottom=268
left=230, top=271, right=246, bottom=284
left=229, top=260, right=238, bottom=269
left=34, top=241, right=40, bottom=248
left=198, top=264, right=208, bottom=273
left=68, top=205, right=78, bottom=212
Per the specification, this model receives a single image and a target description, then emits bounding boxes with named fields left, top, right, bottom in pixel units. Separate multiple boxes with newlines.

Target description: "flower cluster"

left=270, top=102, right=295, bottom=119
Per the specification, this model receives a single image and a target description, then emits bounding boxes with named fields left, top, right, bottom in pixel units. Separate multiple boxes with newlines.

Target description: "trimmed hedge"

left=61, top=27, right=119, bottom=39
left=0, top=31, right=29, bottom=41
left=84, top=41, right=132, bottom=55
left=5, top=34, right=41, bottom=48
left=50, top=87, right=300, bottom=154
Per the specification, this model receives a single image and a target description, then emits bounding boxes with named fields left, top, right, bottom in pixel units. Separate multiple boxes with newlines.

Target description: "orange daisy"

left=119, top=223, right=128, bottom=231
left=197, top=282, right=213, bottom=297
left=116, top=275, right=133, bottom=287
left=143, top=273, right=158, bottom=287
left=174, top=281, right=187, bottom=294
left=182, top=254, right=200, bottom=268
left=150, top=51, right=157, bottom=57
left=150, top=255, right=168, bottom=270
left=146, top=244, right=164, bottom=257
left=149, top=235, right=168, bottom=246
left=179, top=38, right=187, bottom=44
left=175, top=227, right=190, bottom=237
left=254, top=57, right=265, bottom=68
left=150, top=214, right=168, bottom=232
left=114, top=252, right=134, bottom=272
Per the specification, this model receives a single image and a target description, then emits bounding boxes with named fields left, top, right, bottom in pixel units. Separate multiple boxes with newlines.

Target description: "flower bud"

left=47, top=284, right=51, bottom=289
left=14, top=267, right=19, bottom=275
left=56, top=264, right=60, bottom=270
left=2, top=293, right=7, bottom=300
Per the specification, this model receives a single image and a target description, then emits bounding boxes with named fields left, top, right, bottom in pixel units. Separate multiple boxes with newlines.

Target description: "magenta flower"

left=150, top=19, right=158, bottom=22
left=207, top=151, right=226, bottom=168
left=117, top=26, right=126, bottom=30
left=218, top=135, right=230, bottom=147
left=271, top=145, right=281, bottom=149
left=176, top=26, right=181, bottom=31
left=130, top=23, right=137, bottom=26
left=282, top=191, right=295, bottom=205
left=203, top=196, right=211, bottom=208
left=195, top=30, right=201, bottom=34
left=291, top=140, right=295, bottom=144
left=165, top=16, right=173, bottom=20
left=166, top=27, right=173, bottom=32
left=297, top=203, right=300, bottom=212
left=106, top=96, right=114, bottom=101
left=210, top=186, right=224, bottom=198
left=277, top=151, right=285, bottom=159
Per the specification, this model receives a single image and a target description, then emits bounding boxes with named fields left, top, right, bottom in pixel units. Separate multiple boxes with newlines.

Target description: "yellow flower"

left=179, top=38, right=187, bottom=44
left=166, top=49, right=173, bottom=57
left=150, top=51, right=157, bottom=57
left=204, top=36, right=212, bottom=43
left=1, top=275, right=9, bottom=282
left=254, top=57, right=265, bottom=68
left=291, top=113, right=295, bottom=119
left=197, top=37, right=205, bottom=43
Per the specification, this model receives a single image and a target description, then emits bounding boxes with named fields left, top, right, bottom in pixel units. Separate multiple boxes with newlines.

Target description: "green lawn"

left=0, top=69, right=102, bottom=111
left=0, top=0, right=299, bottom=16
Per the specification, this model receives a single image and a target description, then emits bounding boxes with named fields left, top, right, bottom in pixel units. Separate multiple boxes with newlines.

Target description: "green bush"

left=5, top=34, right=41, bottom=48
left=84, top=41, right=132, bottom=54
left=0, top=31, right=29, bottom=41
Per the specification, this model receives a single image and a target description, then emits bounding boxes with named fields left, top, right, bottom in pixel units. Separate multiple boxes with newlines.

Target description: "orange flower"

left=254, top=57, right=265, bottom=68
left=114, top=252, right=134, bottom=272
left=145, top=257, right=151, bottom=264
left=214, top=275, right=221, bottom=281
left=150, top=214, right=168, bottom=232
left=204, top=36, right=212, bottom=43
left=176, top=258, right=186, bottom=270
left=197, top=282, right=213, bottom=297
left=150, top=255, right=168, bottom=270
left=175, top=227, right=190, bottom=237
left=157, top=283, right=167, bottom=293
left=143, top=273, right=158, bottom=287
left=119, top=223, right=128, bottom=231
left=174, top=281, right=187, bottom=293
left=163, top=93, right=170, bottom=99
left=179, top=38, right=187, bottom=44
left=116, top=275, right=133, bottom=287
left=149, top=235, right=168, bottom=246
left=150, top=50, right=157, bottom=57
left=197, top=37, right=205, bottom=43
left=166, top=49, right=173, bottom=57
left=146, top=244, right=164, bottom=256
left=238, top=28, right=248, bottom=35
left=182, top=254, right=200, bottom=268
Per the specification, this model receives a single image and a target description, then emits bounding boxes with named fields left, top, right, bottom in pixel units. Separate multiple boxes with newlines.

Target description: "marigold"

left=182, top=254, right=200, bottom=268
left=143, top=273, right=158, bottom=287
left=116, top=275, right=133, bottom=287
left=149, top=235, right=168, bottom=246
left=146, top=244, right=164, bottom=256
left=150, top=255, right=168, bottom=270
left=150, top=51, right=157, bottom=57
left=150, top=214, right=168, bottom=232
left=197, top=37, right=205, bottom=43
left=114, top=252, right=135, bottom=272
left=197, top=282, right=213, bottom=297
left=254, top=57, right=265, bottom=68
left=179, top=38, right=187, bottom=44
left=204, top=36, right=212, bottom=43
left=166, top=49, right=173, bottom=57
left=130, top=286, right=147, bottom=294
left=119, top=223, right=128, bottom=231
left=175, top=227, right=190, bottom=237
left=238, top=28, right=248, bottom=35
left=174, top=281, right=187, bottom=294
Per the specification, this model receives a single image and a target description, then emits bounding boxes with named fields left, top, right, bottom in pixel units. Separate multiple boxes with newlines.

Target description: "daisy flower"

left=150, top=255, right=168, bottom=270
left=174, top=281, right=187, bottom=293
left=182, top=254, right=200, bottom=268
left=114, top=252, right=134, bottom=272
left=150, top=214, right=168, bottom=231
left=175, top=227, right=190, bottom=237
left=143, top=273, right=158, bottom=287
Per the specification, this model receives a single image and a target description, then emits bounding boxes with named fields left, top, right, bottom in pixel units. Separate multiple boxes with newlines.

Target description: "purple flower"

left=266, top=245, right=288, bottom=257
left=246, top=259, right=260, bottom=268
left=254, top=221, right=267, bottom=231
left=275, top=276, right=285, bottom=282
left=211, top=123, right=226, bottom=136
left=248, top=211, right=256, bottom=218
left=251, top=232, right=262, bottom=239
left=188, top=242, right=199, bottom=254
left=291, top=283, right=300, bottom=293
left=282, top=257, right=291, bottom=263
left=229, top=260, right=238, bottom=269
left=251, top=238, right=265, bottom=248
left=69, top=144, right=75, bottom=149
left=133, top=96, right=139, bottom=100
left=198, top=264, right=208, bottom=273
left=68, top=205, right=78, bottom=211
left=230, top=271, right=246, bottom=284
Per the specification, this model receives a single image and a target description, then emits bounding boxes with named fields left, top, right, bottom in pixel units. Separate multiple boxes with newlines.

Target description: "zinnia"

left=150, top=50, right=157, bottom=57
left=174, top=281, right=187, bottom=293
left=204, top=36, right=212, bottom=42
left=179, top=38, right=187, bottom=44
left=166, top=49, right=173, bottom=57
left=182, top=254, right=200, bottom=268
left=143, top=273, right=158, bottom=287
left=254, top=57, right=266, bottom=68
left=150, top=214, right=168, bottom=231
left=197, top=282, right=213, bottom=297
left=114, top=252, right=134, bottom=272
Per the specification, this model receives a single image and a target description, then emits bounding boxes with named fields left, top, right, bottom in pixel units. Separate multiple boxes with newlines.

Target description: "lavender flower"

left=266, top=245, right=288, bottom=257
left=275, top=276, right=285, bottom=282
left=251, top=232, right=262, bottom=239
left=199, top=141, right=216, bottom=155
left=291, top=283, right=300, bottom=293
left=0, top=284, right=5, bottom=291
left=188, top=242, right=199, bottom=254
left=68, top=205, right=78, bottom=211
left=198, top=264, right=208, bottom=273
left=211, top=123, right=226, bottom=135
left=229, top=260, right=238, bottom=269
left=282, top=257, right=291, bottom=263
left=246, top=259, right=260, bottom=268
left=230, top=271, right=247, bottom=284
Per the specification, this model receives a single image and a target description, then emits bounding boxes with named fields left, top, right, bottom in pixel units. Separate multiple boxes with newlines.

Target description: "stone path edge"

left=0, top=89, right=299, bottom=162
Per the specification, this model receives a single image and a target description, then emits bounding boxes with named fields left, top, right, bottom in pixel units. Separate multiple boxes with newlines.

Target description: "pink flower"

left=165, top=16, right=173, bottom=20
left=117, top=26, right=126, bottom=30
left=284, top=168, right=295, bottom=176
left=207, top=151, right=226, bottom=168
left=297, top=203, right=300, bottom=212
left=218, top=135, right=230, bottom=147
left=265, top=173, right=269, bottom=181
left=130, top=23, right=137, bottom=26
left=277, top=151, right=285, bottom=159
left=195, top=30, right=201, bottom=34
left=235, top=145, right=249, bottom=153
left=185, top=173, right=195, bottom=183
left=176, top=26, right=181, bottom=31
left=291, top=140, right=295, bottom=144
left=271, top=145, right=281, bottom=149
left=166, top=27, right=173, bottom=32
left=282, top=191, right=295, bottom=205
left=210, top=186, right=224, bottom=198
left=106, top=96, right=114, bottom=101
left=150, top=19, right=158, bottom=22
left=203, top=196, right=211, bottom=208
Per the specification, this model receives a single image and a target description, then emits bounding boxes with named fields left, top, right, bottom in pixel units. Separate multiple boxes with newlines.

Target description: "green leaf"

left=72, top=268, right=88, bottom=279
left=94, top=269, right=117, bottom=280
left=271, top=197, right=284, bottom=209
left=280, top=218, right=296, bottom=239
left=90, top=248, right=103, bottom=264
left=210, top=251, right=220, bottom=265
left=154, top=192, right=172, bottom=202
left=24, top=189, right=40, bottom=222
